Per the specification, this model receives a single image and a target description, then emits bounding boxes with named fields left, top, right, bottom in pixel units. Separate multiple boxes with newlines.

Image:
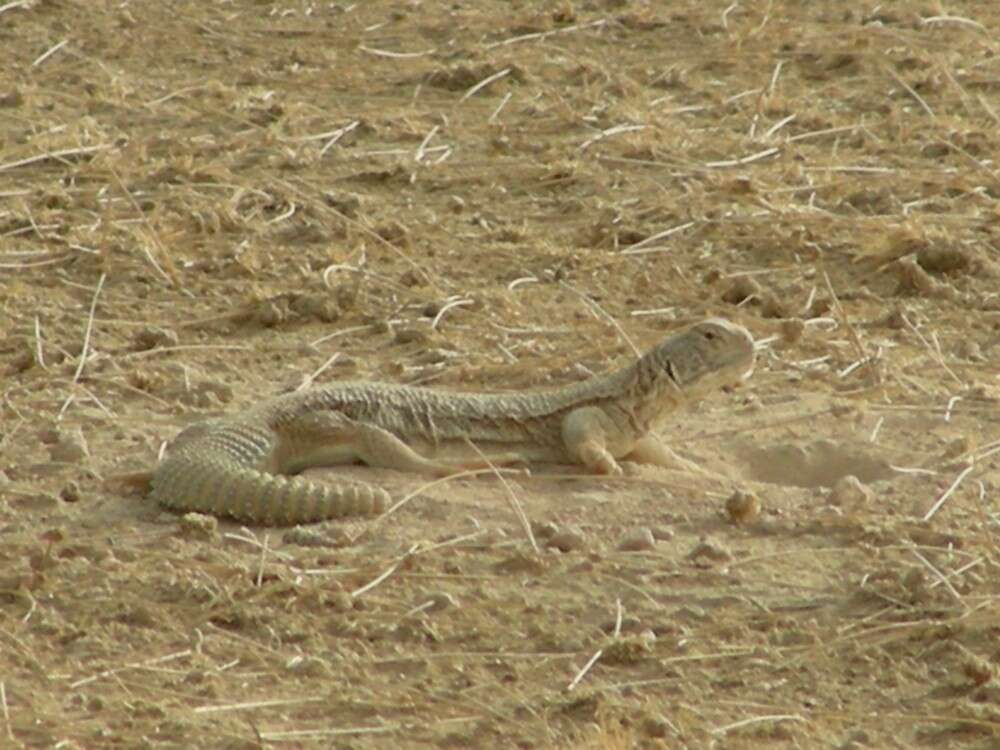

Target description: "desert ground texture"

left=1, top=0, right=999, bottom=747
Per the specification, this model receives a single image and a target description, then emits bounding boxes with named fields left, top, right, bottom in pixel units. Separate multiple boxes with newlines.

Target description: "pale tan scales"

left=149, top=318, right=756, bottom=525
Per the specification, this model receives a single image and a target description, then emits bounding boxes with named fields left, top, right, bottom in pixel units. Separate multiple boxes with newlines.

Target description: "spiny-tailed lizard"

left=149, top=318, right=755, bottom=525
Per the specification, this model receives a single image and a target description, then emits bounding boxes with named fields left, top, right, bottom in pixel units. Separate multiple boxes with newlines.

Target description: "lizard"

left=148, top=317, right=755, bottom=525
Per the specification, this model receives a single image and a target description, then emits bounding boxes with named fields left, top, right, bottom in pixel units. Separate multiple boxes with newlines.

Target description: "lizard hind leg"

left=278, top=411, right=518, bottom=478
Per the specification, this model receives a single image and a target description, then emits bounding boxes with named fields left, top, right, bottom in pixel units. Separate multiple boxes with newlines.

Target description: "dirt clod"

left=829, top=475, right=872, bottom=507
left=725, top=489, right=761, bottom=524
left=547, top=527, right=588, bottom=553
left=617, top=527, right=656, bottom=551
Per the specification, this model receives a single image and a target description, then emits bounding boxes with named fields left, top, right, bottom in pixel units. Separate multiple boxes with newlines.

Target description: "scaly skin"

left=149, top=318, right=755, bottom=525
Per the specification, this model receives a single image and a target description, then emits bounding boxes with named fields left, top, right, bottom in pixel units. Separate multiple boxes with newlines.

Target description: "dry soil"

left=1, top=1, right=999, bottom=748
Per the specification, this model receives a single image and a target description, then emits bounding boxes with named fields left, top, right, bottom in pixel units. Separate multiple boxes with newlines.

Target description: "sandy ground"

left=1, top=0, right=999, bottom=747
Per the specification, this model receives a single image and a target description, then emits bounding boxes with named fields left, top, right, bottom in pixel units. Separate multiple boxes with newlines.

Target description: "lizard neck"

left=563, top=354, right=682, bottom=430
left=619, top=350, right=685, bottom=429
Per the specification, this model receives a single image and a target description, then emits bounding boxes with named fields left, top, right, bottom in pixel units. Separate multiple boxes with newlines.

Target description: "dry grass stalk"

left=900, top=314, right=963, bottom=386
left=359, top=467, right=526, bottom=541
left=567, top=648, right=603, bottom=692
left=923, top=464, right=976, bottom=522
left=461, top=67, right=512, bottom=101
left=579, top=124, right=646, bottom=151
left=620, top=222, right=695, bottom=255
left=712, top=714, right=806, bottom=736
left=193, top=697, right=321, bottom=714
left=430, top=298, right=473, bottom=329
left=358, top=46, right=434, bottom=58
left=0, top=144, right=108, bottom=174
left=295, top=352, right=343, bottom=392
left=704, top=146, right=780, bottom=168
left=59, top=272, right=106, bottom=417
left=69, top=649, right=192, bottom=689
left=108, top=168, right=173, bottom=284
left=489, top=91, right=512, bottom=122
left=32, top=39, right=67, bottom=67
left=910, top=549, right=966, bottom=606
left=259, top=725, right=399, bottom=740
left=822, top=271, right=880, bottom=387
left=486, top=18, right=608, bottom=48
left=886, top=67, right=935, bottom=119
left=351, top=545, right=418, bottom=598
left=464, top=439, right=539, bottom=555
left=0, top=681, right=10, bottom=743
left=921, top=15, right=986, bottom=30
left=255, top=532, right=270, bottom=587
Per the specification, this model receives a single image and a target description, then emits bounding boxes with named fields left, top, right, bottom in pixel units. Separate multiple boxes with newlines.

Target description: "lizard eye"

left=702, top=329, right=717, bottom=340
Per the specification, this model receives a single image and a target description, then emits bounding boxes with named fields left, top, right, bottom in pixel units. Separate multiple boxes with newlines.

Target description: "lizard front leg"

left=560, top=406, right=629, bottom=475
left=624, top=435, right=712, bottom=476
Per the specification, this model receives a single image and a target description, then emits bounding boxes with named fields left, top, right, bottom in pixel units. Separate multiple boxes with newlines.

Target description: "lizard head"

left=642, top=317, right=756, bottom=396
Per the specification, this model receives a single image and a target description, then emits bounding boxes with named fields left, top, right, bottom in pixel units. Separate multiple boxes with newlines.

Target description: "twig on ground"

left=823, top=271, right=880, bottom=386
left=69, top=650, right=192, bottom=688
left=108, top=167, right=174, bottom=284
left=0, top=144, right=109, bottom=174
left=487, top=18, right=607, bottom=48
left=32, top=39, right=68, bottom=67
left=465, top=440, right=539, bottom=555
left=567, top=649, right=603, bottom=691
left=0, top=681, right=11, bottom=742
left=620, top=222, right=696, bottom=255
left=255, top=533, right=270, bottom=587
left=359, top=46, right=435, bottom=58
left=461, top=67, right=512, bottom=101
left=296, top=352, right=343, bottom=392
left=352, top=544, right=419, bottom=598
left=713, top=715, right=806, bottom=736
left=923, top=464, right=976, bottom=522
left=58, top=272, right=106, bottom=418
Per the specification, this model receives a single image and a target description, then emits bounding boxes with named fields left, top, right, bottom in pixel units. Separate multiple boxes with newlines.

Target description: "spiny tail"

left=150, top=454, right=388, bottom=525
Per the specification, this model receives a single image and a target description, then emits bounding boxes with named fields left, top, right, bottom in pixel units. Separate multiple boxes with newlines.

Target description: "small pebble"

left=392, top=327, right=430, bottom=345
left=721, top=276, right=761, bottom=305
left=829, top=475, right=871, bottom=506
left=546, top=527, right=587, bottom=553
left=602, top=635, right=652, bottom=665
left=49, top=429, right=89, bottom=463
left=617, top=527, right=656, bottom=552
left=643, top=715, right=671, bottom=739
left=531, top=521, right=559, bottom=540
left=132, top=326, right=179, bottom=351
left=651, top=526, right=674, bottom=541
left=177, top=513, right=219, bottom=541
left=779, top=318, right=805, bottom=344
left=60, top=481, right=82, bottom=503
left=425, top=592, right=459, bottom=613
left=285, top=656, right=332, bottom=677
left=688, top=539, right=732, bottom=566
left=252, top=300, right=286, bottom=327
left=599, top=615, right=643, bottom=635
left=962, top=651, right=994, bottom=687
left=760, top=293, right=789, bottom=318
